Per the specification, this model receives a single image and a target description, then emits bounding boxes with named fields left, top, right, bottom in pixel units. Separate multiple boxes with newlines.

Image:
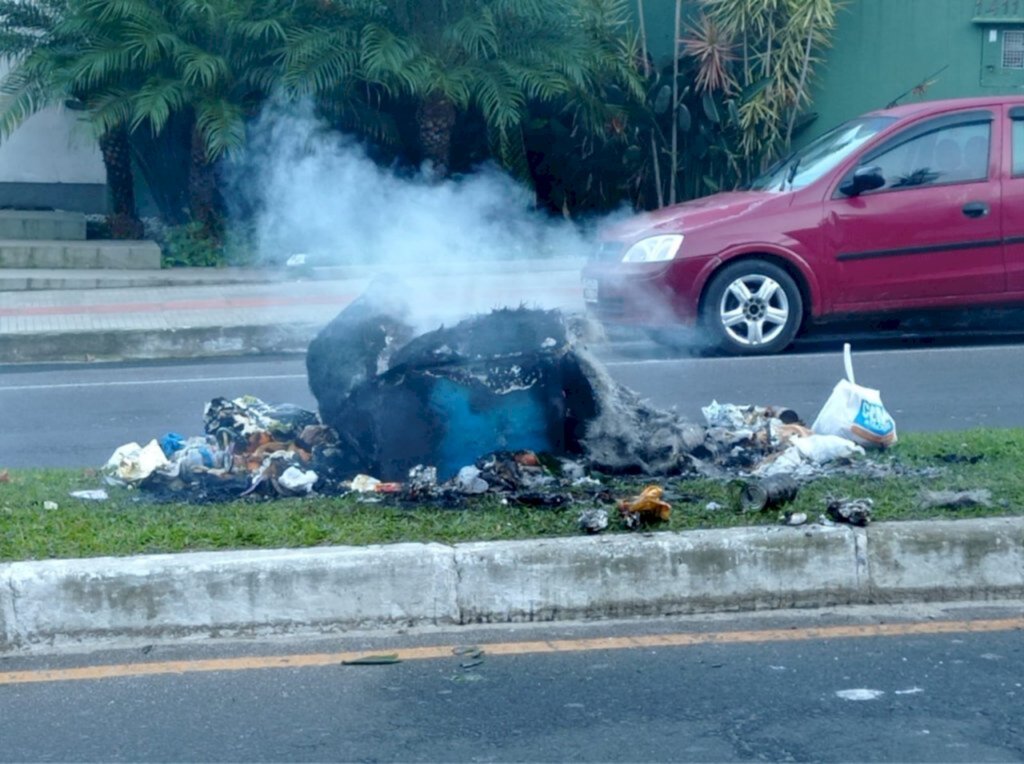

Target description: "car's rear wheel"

left=701, top=259, right=803, bottom=355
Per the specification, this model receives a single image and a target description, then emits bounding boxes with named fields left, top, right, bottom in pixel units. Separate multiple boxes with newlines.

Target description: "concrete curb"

left=1, top=517, right=1021, bottom=652
left=0, top=323, right=320, bottom=364
left=0, top=258, right=586, bottom=291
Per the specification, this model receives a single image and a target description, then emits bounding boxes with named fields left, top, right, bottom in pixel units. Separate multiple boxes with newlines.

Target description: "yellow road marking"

left=1, top=617, right=1020, bottom=686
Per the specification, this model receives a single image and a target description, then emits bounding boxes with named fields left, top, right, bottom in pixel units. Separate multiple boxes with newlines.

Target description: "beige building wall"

left=0, top=58, right=107, bottom=212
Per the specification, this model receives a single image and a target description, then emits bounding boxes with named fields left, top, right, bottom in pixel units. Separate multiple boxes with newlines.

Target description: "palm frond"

left=84, top=85, right=135, bottom=135
left=471, top=68, right=525, bottom=130
left=174, top=44, right=230, bottom=89
left=194, top=95, right=245, bottom=160
left=281, top=27, right=360, bottom=94
left=360, top=21, right=420, bottom=89
left=130, top=76, right=188, bottom=133
left=0, top=67, right=57, bottom=139
left=230, top=16, right=287, bottom=45
left=445, top=8, right=499, bottom=59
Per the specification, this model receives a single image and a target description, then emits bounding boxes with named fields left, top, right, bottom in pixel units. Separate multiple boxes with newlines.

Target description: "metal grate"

left=1003, top=30, right=1024, bottom=69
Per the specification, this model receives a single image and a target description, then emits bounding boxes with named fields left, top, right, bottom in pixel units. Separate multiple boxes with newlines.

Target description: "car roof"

left=867, top=95, right=1024, bottom=120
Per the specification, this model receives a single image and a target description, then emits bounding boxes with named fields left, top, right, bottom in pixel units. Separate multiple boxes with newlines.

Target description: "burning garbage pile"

left=102, top=292, right=902, bottom=528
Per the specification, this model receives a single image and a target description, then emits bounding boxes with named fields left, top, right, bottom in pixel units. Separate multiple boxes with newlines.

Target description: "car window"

left=747, top=116, right=896, bottom=192
left=1013, top=119, right=1024, bottom=176
left=857, top=122, right=991, bottom=193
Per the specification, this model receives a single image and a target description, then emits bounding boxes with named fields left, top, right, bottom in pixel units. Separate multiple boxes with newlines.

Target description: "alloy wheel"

left=717, top=274, right=791, bottom=347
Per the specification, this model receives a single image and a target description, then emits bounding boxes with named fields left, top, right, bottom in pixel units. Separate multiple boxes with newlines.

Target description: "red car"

left=583, top=95, right=1024, bottom=354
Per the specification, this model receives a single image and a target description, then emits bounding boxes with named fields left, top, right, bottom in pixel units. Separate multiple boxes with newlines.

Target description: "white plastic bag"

left=104, top=439, right=170, bottom=483
left=792, top=434, right=865, bottom=462
left=278, top=466, right=318, bottom=495
left=812, top=344, right=897, bottom=448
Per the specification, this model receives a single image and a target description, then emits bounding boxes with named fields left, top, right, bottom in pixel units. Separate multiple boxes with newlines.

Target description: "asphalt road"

left=2, top=340, right=1024, bottom=468
left=1, top=603, right=1021, bottom=762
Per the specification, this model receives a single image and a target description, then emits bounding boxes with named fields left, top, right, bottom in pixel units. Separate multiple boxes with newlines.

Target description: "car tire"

left=701, top=259, right=803, bottom=356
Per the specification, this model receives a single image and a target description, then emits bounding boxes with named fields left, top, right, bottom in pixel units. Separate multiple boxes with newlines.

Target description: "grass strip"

left=1, top=428, right=1022, bottom=562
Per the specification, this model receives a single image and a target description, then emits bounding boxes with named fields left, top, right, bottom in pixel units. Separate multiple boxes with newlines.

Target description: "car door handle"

left=962, top=201, right=989, bottom=218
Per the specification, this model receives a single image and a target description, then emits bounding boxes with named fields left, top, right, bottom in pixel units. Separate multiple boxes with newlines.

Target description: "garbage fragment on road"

left=456, top=466, right=489, bottom=494
left=278, top=466, right=318, bottom=495
left=741, top=475, right=799, bottom=512
left=755, top=433, right=865, bottom=479
left=919, top=489, right=993, bottom=510
left=69, top=489, right=108, bottom=501
left=618, top=485, right=671, bottom=529
left=813, top=344, right=897, bottom=448
left=342, top=654, right=402, bottom=665
left=577, top=508, right=609, bottom=534
left=781, top=511, right=808, bottom=526
left=348, top=474, right=381, bottom=493
left=105, top=440, right=170, bottom=483
left=703, top=401, right=800, bottom=429
left=825, top=496, right=874, bottom=526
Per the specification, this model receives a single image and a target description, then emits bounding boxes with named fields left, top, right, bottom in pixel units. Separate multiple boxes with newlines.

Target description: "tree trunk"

left=188, top=122, right=224, bottom=242
left=785, top=26, right=815, bottom=147
left=669, top=0, right=682, bottom=205
left=416, top=92, right=457, bottom=177
left=98, top=127, right=144, bottom=239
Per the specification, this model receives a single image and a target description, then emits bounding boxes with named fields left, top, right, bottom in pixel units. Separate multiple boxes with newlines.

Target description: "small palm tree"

left=0, top=0, right=143, bottom=237
left=3, top=0, right=301, bottom=239
left=282, top=0, right=643, bottom=178
left=63, top=0, right=299, bottom=238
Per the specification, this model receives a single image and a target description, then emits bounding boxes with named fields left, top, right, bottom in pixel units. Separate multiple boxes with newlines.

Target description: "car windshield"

left=747, top=116, right=898, bottom=191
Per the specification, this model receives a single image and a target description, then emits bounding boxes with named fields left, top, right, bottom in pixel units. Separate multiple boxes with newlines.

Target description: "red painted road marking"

left=0, top=294, right=358, bottom=317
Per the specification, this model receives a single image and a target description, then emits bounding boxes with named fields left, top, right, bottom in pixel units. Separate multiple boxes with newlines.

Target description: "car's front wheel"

left=701, top=259, right=803, bottom=355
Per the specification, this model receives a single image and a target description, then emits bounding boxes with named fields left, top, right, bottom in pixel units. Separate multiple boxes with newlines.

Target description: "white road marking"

left=835, top=688, right=885, bottom=701
left=894, top=687, right=925, bottom=695
left=602, top=343, right=1023, bottom=368
left=3, top=341, right=1021, bottom=388
left=0, top=374, right=307, bottom=392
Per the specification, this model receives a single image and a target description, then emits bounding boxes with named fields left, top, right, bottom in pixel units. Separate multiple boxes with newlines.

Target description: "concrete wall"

left=0, top=59, right=107, bottom=212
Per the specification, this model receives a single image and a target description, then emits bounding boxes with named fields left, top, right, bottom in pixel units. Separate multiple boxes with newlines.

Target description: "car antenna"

left=885, top=65, right=949, bottom=109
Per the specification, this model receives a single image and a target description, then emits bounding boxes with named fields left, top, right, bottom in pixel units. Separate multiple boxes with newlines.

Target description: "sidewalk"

left=0, top=260, right=585, bottom=364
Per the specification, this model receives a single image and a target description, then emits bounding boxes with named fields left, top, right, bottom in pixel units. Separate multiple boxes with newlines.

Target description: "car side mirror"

left=840, top=166, right=885, bottom=197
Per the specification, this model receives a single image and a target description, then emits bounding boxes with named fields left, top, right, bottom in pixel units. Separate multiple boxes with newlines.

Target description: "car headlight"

left=621, top=234, right=684, bottom=263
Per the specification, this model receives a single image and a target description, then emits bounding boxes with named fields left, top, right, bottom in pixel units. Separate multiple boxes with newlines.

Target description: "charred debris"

left=102, top=292, right=914, bottom=529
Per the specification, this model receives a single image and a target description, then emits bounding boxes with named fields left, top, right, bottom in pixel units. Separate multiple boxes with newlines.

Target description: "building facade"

left=0, top=61, right=107, bottom=213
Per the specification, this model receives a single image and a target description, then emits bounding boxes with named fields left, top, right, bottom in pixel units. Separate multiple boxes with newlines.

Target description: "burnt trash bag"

left=319, top=308, right=588, bottom=481
left=307, top=292, right=710, bottom=481
left=306, top=278, right=416, bottom=428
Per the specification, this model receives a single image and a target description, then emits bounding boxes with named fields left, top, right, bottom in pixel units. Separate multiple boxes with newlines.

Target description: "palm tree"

left=0, top=0, right=143, bottom=237
left=62, top=0, right=299, bottom=239
left=3, top=0, right=301, bottom=240
left=282, top=0, right=643, bottom=178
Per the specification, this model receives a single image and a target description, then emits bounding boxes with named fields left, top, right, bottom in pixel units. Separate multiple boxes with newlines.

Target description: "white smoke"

left=248, top=110, right=589, bottom=265
left=233, top=103, right=609, bottom=329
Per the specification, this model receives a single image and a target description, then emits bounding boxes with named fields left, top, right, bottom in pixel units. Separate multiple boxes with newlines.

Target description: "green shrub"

left=159, top=222, right=224, bottom=267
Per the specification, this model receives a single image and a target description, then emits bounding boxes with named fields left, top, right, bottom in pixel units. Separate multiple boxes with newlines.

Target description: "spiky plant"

left=682, top=13, right=738, bottom=95
left=698, top=0, right=843, bottom=168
